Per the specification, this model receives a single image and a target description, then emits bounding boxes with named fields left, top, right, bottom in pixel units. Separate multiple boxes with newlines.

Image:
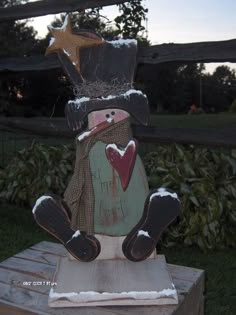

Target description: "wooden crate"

left=0, top=241, right=205, bottom=315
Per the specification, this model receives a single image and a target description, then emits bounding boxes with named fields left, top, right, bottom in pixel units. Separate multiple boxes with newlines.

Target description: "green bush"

left=0, top=142, right=236, bottom=250
left=0, top=142, right=75, bottom=206
left=229, top=99, right=236, bottom=113
left=144, top=144, right=236, bottom=250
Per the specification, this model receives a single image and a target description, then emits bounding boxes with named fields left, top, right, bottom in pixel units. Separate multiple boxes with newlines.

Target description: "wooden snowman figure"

left=32, top=16, right=181, bottom=306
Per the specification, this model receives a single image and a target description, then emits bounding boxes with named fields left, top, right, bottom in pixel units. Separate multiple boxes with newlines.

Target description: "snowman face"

left=88, top=109, right=130, bottom=129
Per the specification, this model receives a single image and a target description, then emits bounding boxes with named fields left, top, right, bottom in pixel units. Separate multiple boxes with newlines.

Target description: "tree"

left=47, top=1, right=149, bottom=43
left=33, top=2, right=149, bottom=116
left=115, top=0, right=148, bottom=42
left=174, top=63, right=206, bottom=112
left=1, top=1, right=149, bottom=117
left=0, top=0, right=40, bottom=57
left=136, top=63, right=206, bottom=114
left=202, top=65, right=236, bottom=113
left=212, top=65, right=236, bottom=85
left=0, top=0, right=44, bottom=115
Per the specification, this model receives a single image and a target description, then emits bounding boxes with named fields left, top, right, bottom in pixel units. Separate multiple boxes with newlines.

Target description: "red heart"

left=105, top=139, right=138, bottom=191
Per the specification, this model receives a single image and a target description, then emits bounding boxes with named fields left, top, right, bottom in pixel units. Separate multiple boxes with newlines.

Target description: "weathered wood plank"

left=15, top=249, right=62, bottom=266
left=133, top=125, right=236, bottom=148
left=138, top=38, right=236, bottom=64
left=168, top=264, right=204, bottom=283
left=0, top=257, right=55, bottom=280
left=0, top=283, right=131, bottom=315
left=0, top=280, right=186, bottom=315
left=168, top=264, right=205, bottom=313
left=0, top=300, right=44, bottom=315
left=49, top=256, right=178, bottom=307
left=0, top=117, right=73, bottom=138
left=1, top=117, right=236, bottom=147
left=0, top=267, right=202, bottom=315
left=0, top=283, right=78, bottom=315
left=0, top=242, right=205, bottom=314
left=0, top=55, right=59, bottom=72
left=29, top=241, right=67, bottom=257
left=174, top=271, right=205, bottom=315
left=1, top=39, right=236, bottom=73
left=110, top=270, right=204, bottom=315
left=0, top=268, right=50, bottom=294
left=0, top=283, right=51, bottom=314
left=0, top=0, right=128, bottom=21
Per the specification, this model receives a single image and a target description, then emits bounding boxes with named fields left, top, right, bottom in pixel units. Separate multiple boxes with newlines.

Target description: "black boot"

left=32, top=194, right=100, bottom=262
left=122, top=188, right=181, bottom=262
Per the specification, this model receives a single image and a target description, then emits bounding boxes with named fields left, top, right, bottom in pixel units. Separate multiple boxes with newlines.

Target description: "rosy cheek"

left=113, top=111, right=129, bottom=123
left=93, top=113, right=107, bottom=125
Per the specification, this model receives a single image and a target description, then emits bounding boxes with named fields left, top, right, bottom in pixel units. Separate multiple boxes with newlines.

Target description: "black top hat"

left=59, top=37, right=138, bottom=84
left=46, top=16, right=149, bottom=131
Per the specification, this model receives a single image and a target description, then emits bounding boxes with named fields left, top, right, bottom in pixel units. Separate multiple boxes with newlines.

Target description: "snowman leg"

left=122, top=188, right=181, bottom=262
left=32, top=194, right=100, bottom=262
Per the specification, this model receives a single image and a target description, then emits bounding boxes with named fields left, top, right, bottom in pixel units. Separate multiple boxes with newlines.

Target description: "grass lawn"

left=149, top=113, right=236, bottom=129
left=0, top=201, right=235, bottom=315
left=162, top=247, right=236, bottom=315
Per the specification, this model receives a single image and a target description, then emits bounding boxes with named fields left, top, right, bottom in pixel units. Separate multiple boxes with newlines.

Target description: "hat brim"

left=65, top=92, right=150, bottom=132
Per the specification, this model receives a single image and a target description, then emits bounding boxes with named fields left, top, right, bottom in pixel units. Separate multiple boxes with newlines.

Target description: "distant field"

left=149, top=113, right=236, bottom=129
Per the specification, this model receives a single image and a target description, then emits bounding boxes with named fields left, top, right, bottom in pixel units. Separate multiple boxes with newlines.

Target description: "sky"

left=29, top=0, right=236, bottom=72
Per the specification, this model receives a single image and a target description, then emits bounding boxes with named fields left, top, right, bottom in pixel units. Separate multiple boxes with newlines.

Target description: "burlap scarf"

left=64, top=117, right=132, bottom=234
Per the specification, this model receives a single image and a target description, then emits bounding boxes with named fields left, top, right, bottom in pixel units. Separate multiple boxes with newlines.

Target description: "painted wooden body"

left=90, top=141, right=149, bottom=236
left=85, top=109, right=148, bottom=236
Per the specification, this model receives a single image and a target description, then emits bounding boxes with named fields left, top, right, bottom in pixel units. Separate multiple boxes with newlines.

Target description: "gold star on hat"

left=45, top=15, right=105, bottom=74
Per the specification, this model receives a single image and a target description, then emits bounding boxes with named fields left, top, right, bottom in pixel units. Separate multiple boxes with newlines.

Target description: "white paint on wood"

left=71, top=230, right=81, bottom=238
left=32, top=196, right=52, bottom=214
left=30, top=241, right=67, bottom=257
left=101, top=89, right=145, bottom=101
left=49, top=287, right=177, bottom=302
left=63, top=49, right=70, bottom=56
left=77, top=126, right=96, bottom=141
left=66, top=230, right=81, bottom=244
left=107, top=39, right=137, bottom=48
left=48, top=14, right=69, bottom=32
left=150, top=188, right=180, bottom=202
left=124, top=89, right=145, bottom=98
left=106, top=140, right=135, bottom=157
left=68, top=97, right=90, bottom=110
left=49, top=37, right=55, bottom=47
left=137, top=230, right=151, bottom=238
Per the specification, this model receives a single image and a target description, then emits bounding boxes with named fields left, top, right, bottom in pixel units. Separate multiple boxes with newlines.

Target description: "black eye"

left=111, top=111, right=115, bottom=116
left=106, top=114, right=110, bottom=118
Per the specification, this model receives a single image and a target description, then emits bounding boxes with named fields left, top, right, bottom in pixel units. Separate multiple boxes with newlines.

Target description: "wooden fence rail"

left=1, top=39, right=236, bottom=72
left=0, top=0, right=128, bottom=21
left=0, top=0, right=236, bottom=148
left=1, top=118, right=236, bottom=148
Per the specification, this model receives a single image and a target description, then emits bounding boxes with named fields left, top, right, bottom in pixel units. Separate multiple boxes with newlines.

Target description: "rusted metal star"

left=45, top=15, right=105, bottom=75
